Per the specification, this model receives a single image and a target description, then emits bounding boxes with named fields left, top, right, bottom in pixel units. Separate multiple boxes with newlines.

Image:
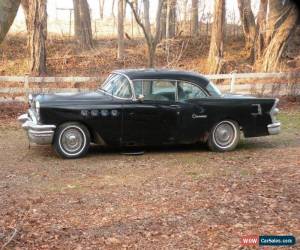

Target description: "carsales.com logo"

left=241, top=235, right=296, bottom=246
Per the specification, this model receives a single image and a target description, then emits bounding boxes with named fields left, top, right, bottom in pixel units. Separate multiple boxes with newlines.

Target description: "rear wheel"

left=208, top=120, right=240, bottom=152
left=53, top=122, right=90, bottom=159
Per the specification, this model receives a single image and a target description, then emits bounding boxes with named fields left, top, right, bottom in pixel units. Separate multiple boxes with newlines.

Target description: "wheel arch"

left=54, top=120, right=106, bottom=146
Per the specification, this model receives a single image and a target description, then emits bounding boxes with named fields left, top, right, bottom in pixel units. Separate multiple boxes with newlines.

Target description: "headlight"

left=35, top=101, right=40, bottom=121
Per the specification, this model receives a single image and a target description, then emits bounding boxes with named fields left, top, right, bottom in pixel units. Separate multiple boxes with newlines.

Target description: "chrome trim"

left=270, top=98, right=279, bottom=124
left=251, top=104, right=262, bottom=116
left=112, top=72, right=137, bottom=100
left=18, top=111, right=56, bottom=145
left=192, top=114, right=207, bottom=119
left=28, top=109, right=37, bottom=123
left=268, top=122, right=281, bottom=135
left=18, top=113, right=29, bottom=123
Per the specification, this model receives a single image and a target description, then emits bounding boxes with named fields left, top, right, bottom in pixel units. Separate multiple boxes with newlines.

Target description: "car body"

left=18, top=69, right=281, bottom=158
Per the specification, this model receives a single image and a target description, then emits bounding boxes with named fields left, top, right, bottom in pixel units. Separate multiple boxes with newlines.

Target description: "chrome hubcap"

left=214, top=123, right=235, bottom=147
left=61, top=128, right=84, bottom=153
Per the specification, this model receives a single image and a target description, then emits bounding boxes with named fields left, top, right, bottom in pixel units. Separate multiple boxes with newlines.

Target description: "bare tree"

left=73, top=0, right=93, bottom=50
left=160, top=0, right=167, bottom=40
left=143, top=0, right=151, bottom=35
left=255, top=0, right=267, bottom=59
left=28, top=0, right=47, bottom=75
left=207, top=0, right=226, bottom=74
left=0, top=0, right=21, bottom=44
left=117, top=0, right=125, bottom=59
left=237, top=0, right=256, bottom=60
left=167, top=0, right=176, bottom=39
left=126, top=0, right=165, bottom=67
left=191, top=0, right=199, bottom=37
left=260, top=1, right=298, bottom=72
left=99, top=0, right=105, bottom=19
left=265, top=0, right=284, bottom=45
left=21, top=0, right=29, bottom=31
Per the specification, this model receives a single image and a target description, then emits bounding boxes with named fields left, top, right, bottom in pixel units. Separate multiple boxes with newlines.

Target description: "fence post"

left=24, top=74, right=30, bottom=102
left=230, top=71, right=237, bottom=93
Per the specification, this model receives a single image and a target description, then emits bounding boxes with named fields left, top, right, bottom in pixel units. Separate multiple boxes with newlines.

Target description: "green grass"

left=278, top=112, right=300, bottom=131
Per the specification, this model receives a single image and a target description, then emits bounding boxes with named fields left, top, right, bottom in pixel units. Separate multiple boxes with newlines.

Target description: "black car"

left=18, top=69, right=280, bottom=159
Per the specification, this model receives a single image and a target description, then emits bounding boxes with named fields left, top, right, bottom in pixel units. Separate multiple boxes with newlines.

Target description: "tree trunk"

left=207, top=0, right=225, bottom=74
left=143, top=0, right=151, bottom=35
left=191, top=0, right=199, bottom=37
left=160, top=0, right=167, bottom=40
left=148, top=43, right=156, bottom=68
left=73, top=0, right=93, bottom=50
left=260, top=5, right=298, bottom=72
left=99, top=0, right=104, bottom=19
left=0, top=0, right=21, bottom=44
left=265, top=0, right=285, bottom=45
left=21, top=0, right=29, bottom=31
left=117, top=0, right=125, bottom=59
left=127, top=0, right=164, bottom=67
left=255, top=0, right=267, bottom=60
left=167, top=0, right=176, bottom=39
left=237, top=0, right=256, bottom=61
left=28, top=0, right=47, bottom=75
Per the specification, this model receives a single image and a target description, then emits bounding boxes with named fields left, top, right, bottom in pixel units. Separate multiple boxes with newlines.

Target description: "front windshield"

left=206, top=81, right=222, bottom=97
left=100, top=74, right=132, bottom=99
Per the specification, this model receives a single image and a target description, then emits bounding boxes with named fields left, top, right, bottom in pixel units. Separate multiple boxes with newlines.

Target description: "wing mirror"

left=137, top=94, right=145, bottom=102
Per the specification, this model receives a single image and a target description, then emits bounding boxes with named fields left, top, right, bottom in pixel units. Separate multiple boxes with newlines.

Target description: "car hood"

left=35, top=91, right=115, bottom=106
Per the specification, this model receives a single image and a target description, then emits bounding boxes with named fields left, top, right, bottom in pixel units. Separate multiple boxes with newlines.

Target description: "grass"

left=278, top=112, right=300, bottom=131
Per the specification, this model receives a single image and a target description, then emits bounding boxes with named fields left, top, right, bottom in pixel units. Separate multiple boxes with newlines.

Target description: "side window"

left=178, top=81, right=206, bottom=101
left=143, top=80, right=176, bottom=101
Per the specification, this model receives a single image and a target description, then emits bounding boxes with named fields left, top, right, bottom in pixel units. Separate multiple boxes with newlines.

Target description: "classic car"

left=18, top=69, right=281, bottom=159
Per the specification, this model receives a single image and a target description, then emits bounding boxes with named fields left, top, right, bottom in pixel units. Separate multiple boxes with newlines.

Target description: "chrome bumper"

left=268, top=122, right=281, bottom=135
left=18, top=112, right=56, bottom=145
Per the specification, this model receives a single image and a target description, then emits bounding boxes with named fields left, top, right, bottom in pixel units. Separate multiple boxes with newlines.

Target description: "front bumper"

left=18, top=111, right=56, bottom=145
left=268, top=122, right=281, bottom=135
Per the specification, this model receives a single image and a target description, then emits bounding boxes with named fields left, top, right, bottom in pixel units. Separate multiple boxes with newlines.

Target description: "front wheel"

left=208, top=120, right=240, bottom=152
left=53, top=122, right=90, bottom=159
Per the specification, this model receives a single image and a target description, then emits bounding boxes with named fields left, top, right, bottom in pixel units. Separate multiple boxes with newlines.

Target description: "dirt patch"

left=0, top=105, right=299, bottom=249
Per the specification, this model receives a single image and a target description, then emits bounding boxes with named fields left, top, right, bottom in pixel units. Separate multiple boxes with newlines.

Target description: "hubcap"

left=214, top=122, right=236, bottom=148
left=60, top=128, right=84, bottom=153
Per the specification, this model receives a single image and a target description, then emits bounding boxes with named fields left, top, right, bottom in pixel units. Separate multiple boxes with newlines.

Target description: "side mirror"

left=137, top=94, right=145, bottom=102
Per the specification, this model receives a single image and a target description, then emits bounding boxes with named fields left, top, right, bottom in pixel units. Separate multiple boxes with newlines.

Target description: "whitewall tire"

left=53, top=122, right=90, bottom=159
left=208, top=120, right=240, bottom=152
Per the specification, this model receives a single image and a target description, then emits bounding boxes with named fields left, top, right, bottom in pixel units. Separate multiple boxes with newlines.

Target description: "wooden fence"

left=0, top=72, right=300, bottom=102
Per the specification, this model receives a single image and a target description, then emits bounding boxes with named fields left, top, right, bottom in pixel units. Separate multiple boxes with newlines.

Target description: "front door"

left=122, top=79, right=179, bottom=146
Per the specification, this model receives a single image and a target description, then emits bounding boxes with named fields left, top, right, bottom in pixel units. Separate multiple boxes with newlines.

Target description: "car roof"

left=113, top=69, right=210, bottom=87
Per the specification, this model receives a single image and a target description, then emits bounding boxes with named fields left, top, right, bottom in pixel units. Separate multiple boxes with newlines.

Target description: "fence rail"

left=1, top=72, right=300, bottom=102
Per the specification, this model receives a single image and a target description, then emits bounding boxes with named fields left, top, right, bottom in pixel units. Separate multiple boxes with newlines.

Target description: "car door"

left=122, top=79, right=179, bottom=146
left=176, top=81, right=209, bottom=143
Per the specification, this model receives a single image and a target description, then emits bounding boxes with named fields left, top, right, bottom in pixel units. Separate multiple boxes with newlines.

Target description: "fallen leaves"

left=0, top=104, right=299, bottom=249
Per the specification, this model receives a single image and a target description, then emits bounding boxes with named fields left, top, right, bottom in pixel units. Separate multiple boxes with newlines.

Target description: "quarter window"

left=101, top=74, right=132, bottom=99
left=178, top=81, right=206, bottom=101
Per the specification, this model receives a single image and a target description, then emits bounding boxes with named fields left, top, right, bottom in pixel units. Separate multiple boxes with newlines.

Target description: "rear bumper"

left=18, top=112, right=56, bottom=145
left=268, top=122, right=281, bottom=135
